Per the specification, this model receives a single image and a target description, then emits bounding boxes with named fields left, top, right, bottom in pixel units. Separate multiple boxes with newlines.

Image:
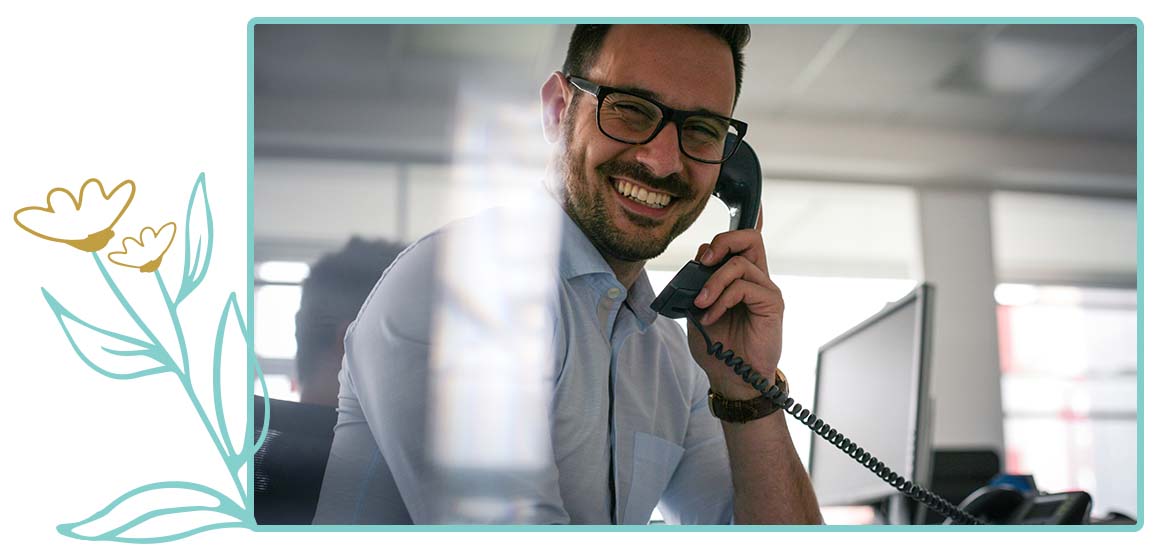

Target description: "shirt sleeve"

left=336, top=233, right=571, bottom=524
left=657, top=366, right=735, bottom=524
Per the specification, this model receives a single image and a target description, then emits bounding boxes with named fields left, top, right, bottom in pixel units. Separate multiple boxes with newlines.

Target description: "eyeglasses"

left=568, top=75, right=748, bottom=164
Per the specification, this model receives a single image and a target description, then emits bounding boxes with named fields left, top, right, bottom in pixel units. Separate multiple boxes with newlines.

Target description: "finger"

left=695, top=254, right=775, bottom=309
left=701, top=278, right=785, bottom=326
left=695, top=243, right=712, bottom=263
left=699, top=229, right=768, bottom=275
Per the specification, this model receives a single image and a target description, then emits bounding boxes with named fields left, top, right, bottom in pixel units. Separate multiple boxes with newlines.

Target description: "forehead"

left=586, top=25, right=736, bottom=116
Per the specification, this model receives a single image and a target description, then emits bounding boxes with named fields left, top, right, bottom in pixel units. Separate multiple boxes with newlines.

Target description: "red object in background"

left=1005, top=447, right=1022, bottom=474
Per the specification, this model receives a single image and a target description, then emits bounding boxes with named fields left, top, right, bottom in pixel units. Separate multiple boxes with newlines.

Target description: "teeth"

left=614, top=180, right=672, bottom=209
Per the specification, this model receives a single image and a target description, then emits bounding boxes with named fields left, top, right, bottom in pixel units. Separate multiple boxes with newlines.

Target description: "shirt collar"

left=542, top=183, right=661, bottom=326
left=624, top=270, right=660, bottom=326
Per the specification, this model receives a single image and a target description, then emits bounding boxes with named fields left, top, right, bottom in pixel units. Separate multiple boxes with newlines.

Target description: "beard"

left=556, top=104, right=709, bottom=263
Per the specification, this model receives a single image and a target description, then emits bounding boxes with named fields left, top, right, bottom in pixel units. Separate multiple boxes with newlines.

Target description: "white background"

left=0, top=1, right=1153, bottom=558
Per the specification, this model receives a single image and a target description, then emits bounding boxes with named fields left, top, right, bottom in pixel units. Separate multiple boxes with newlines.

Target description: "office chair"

left=915, top=448, right=1001, bottom=524
left=252, top=396, right=338, bottom=525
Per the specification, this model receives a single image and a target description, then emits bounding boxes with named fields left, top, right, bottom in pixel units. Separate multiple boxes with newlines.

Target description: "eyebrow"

left=615, top=83, right=731, bottom=118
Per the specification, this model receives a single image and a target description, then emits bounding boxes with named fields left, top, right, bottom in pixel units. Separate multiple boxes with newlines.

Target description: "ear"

left=541, top=71, right=570, bottom=144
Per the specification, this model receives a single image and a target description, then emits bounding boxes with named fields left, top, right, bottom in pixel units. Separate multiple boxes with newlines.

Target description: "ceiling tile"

left=995, top=24, right=1135, bottom=46
left=1023, top=42, right=1137, bottom=141
left=404, top=25, right=555, bottom=62
left=898, top=89, right=1024, bottom=131
left=809, top=25, right=979, bottom=91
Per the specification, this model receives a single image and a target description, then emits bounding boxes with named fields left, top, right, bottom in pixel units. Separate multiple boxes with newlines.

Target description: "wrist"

left=708, top=380, right=762, bottom=400
left=707, top=366, right=788, bottom=400
left=707, top=368, right=790, bottom=423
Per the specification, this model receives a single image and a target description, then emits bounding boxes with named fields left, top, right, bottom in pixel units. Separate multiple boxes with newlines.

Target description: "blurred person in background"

left=294, top=237, right=406, bottom=407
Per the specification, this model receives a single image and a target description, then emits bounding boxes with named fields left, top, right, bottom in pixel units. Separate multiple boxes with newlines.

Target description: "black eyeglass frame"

left=567, top=75, right=748, bottom=164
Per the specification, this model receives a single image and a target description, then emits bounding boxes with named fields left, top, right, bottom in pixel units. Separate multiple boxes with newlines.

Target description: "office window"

left=996, top=283, right=1137, bottom=518
left=254, top=260, right=310, bottom=402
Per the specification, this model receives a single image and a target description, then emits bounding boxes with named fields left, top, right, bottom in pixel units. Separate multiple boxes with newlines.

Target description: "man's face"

left=556, top=25, right=737, bottom=263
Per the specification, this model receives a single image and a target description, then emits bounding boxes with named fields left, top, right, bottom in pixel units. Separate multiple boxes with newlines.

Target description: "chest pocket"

left=623, top=431, right=685, bottom=524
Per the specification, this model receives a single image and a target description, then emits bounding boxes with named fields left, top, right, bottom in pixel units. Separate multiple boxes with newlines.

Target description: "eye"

left=684, top=120, right=727, bottom=144
left=609, top=100, right=655, bottom=119
left=690, top=124, right=721, bottom=137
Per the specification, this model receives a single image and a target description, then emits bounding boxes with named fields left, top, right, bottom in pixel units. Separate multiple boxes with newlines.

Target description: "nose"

left=633, top=121, right=683, bottom=178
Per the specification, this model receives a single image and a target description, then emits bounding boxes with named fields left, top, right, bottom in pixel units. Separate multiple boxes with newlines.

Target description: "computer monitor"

left=808, top=284, right=934, bottom=524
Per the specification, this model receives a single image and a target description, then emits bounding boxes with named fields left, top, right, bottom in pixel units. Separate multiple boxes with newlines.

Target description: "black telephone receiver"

left=650, top=134, right=761, bottom=321
left=649, top=137, right=991, bottom=525
left=712, top=134, right=763, bottom=233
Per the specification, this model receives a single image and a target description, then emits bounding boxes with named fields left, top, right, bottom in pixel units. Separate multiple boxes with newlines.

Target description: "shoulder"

left=351, top=209, right=516, bottom=338
left=651, top=315, right=691, bottom=348
left=347, top=236, right=433, bottom=344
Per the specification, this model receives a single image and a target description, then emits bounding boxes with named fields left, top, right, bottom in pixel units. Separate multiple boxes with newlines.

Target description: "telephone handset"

left=712, top=134, right=763, bottom=232
left=650, top=134, right=762, bottom=321
left=649, top=136, right=987, bottom=525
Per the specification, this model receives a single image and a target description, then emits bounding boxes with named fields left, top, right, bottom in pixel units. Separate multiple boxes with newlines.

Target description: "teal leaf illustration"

left=250, top=353, right=272, bottom=458
left=214, top=291, right=261, bottom=461
left=175, top=172, right=212, bottom=305
left=42, top=288, right=174, bottom=379
left=57, top=481, right=249, bottom=543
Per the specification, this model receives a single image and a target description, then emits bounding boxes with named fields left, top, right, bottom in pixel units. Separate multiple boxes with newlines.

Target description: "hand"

left=685, top=210, right=784, bottom=400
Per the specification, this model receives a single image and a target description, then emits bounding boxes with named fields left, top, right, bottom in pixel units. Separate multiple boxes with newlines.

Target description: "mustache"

left=596, top=160, right=694, bottom=199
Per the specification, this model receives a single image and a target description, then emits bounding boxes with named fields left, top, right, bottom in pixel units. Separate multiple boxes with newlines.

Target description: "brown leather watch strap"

left=707, top=368, right=789, bottom=423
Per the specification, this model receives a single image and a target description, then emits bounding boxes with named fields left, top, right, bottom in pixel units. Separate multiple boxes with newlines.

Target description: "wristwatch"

left=707, top=368, right=789, bottom=423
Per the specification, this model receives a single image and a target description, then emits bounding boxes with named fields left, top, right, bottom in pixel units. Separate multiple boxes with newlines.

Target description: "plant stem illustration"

left=15, top=173, right=269, bottom=543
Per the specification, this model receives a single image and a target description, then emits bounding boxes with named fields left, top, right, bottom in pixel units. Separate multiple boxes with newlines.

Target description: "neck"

left=602, top=252, right=645, bottom=290
left=541, top=178, right=647, bottom=290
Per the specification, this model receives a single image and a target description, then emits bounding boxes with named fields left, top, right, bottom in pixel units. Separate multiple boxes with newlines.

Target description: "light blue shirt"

left=313, top=188, right=734, bottom=525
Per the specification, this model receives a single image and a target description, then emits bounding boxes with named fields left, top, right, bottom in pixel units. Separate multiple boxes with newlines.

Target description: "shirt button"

left=606, top=287, right=621, bottom=299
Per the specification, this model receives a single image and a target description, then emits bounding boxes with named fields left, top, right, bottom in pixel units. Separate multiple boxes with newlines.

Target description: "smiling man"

left=313, top=24, right=822, bottom=525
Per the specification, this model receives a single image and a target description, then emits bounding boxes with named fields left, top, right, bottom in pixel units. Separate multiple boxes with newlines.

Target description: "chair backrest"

left=915, top=448, right=1002, bottom=524
left=253, top=396, right=338, bottom=525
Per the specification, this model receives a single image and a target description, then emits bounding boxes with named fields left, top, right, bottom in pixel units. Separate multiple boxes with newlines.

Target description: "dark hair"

left=562, top=24, right=751, bottom=107
left=294, top=237, right=407, bottom=384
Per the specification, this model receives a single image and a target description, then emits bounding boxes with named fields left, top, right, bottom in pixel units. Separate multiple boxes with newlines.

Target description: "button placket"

left=598, top=283, right=625, bottom=342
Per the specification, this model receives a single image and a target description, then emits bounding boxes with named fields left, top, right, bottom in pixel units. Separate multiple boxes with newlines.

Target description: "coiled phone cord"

left=685, top=311, right=985, bottom=525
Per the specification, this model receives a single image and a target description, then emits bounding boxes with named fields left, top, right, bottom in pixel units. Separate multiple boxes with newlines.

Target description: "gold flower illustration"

left=13, top=178, right=136, bottom=252
left=108, top=223, right=177, bottom=273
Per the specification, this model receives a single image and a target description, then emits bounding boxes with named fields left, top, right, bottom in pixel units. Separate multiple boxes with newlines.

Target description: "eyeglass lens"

left=599, top=91, right=738, bottom=162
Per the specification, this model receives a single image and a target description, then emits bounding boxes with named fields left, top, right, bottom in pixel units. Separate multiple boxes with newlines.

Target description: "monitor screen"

left=808, top=284, right=933, bottom=512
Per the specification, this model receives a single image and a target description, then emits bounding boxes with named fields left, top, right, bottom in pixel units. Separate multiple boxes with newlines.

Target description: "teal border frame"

left=246, top=16, right=1144, bottom=532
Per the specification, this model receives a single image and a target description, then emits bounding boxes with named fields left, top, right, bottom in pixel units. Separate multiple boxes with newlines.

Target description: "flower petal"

left=155, top=222, right=177, bottom=260
left=107, top=250, right=141, bottom=269
left=80, top=179, right=136, bottom=234
left=107, top=222, right=178, bottom=269
left=12, top=179, right=135, bottom=249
